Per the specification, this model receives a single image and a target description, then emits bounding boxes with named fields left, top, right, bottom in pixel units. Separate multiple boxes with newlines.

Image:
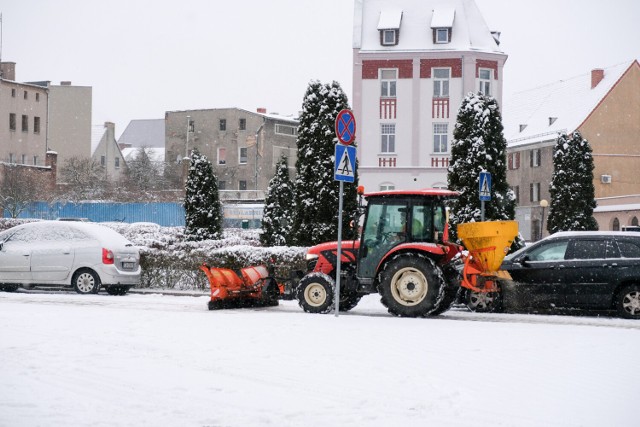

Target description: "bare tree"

left=0, top=164, right=42, bottom=218
left=59, top=156, right=107, bottom=201
left=122, top=147, right=164, bottom=194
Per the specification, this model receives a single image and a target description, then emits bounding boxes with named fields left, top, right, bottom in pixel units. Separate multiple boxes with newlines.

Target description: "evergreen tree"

left=292, top=80, right=359, bottom=246
left=447, top=92, right=515, bottom=239
left=184, top=149, right=223, bottom=240
left=547, top=131, right=598, bottom=233
left=260, top=156, right=294, bottom=246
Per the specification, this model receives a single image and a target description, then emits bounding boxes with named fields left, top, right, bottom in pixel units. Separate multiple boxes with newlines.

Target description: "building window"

left=508, top=152, right=521, bottom=170
left=219, top=181, right=226, bottom=190
left=632, top=217, right=639, bottom=226
left=21, top=154, right=26, bottom=164
left=433, top=68, right=450, bottom=98
left=530, top=149, right=541, bottom=167
left=239, top=118, right=246, bottom=130
left=530, top=182, right=541, bottom=202
left=11, top=88, right=16, bottom=97
left=512, top=186, right=519, bottom=204
left=9, top=153, right=15, bottom=163
left=381, top=124, right=396, bottom=153
left=36, top=93, right=40, bottom=102
left=382, top=29, right=397, bottom=46
left=613, top=217, right=620, bottom=231
left=479, top=68, right=492, bottom=96
left=433, top=123, right=448, bottom=153
left=380, top=69, right=397, bottom=97
left=9, top=113, right=16, bottom=131
left=219, top=119, right=226, bottom=131
left=34, top=117, right=41, bottom=134
left=101, top=156, right=106, bottom=166
left=239, top=180, right=247, bottom=191
left=275, top=124, right=298, bottom=136
left=380, top=183, right=395, bottom=191
left=33, top=156, right=38, bottom=165
left=21, top=115, right=28, bottom=132
left=239, top=147, right=248, bottom=164
left=23, top=91, right=28, bottom=100
left=115, top=157, right=120, bottom=169
left=218, top=148, right=226, bottom=165
left=435, top=28, right=450, bottom=44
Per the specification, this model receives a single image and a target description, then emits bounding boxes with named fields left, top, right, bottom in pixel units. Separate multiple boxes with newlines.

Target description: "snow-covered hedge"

left=0, top=220, right=308, bottom=290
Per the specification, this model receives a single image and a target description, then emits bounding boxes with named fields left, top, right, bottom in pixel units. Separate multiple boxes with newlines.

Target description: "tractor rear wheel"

left=296, top=273, right=335, bottom=314
left=338, top=292, right=362, bottom=312
left=378, top=254, right=445, bottom=317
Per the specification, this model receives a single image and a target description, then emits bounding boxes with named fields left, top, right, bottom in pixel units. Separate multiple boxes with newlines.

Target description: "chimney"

left=0, top=62, right=16, bottom=81
left=591, top=69, right=604, bottom=89
left=45, top=151, right=58, bottom=187
left=256, top=107, right=267, bottom=114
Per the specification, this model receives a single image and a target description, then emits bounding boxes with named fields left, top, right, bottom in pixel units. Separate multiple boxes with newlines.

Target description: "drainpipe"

left=255, top=120, right=265, bottom=193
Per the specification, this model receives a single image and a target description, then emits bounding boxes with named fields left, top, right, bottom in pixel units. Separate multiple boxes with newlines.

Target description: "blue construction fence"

left=6, top=202, right=264, bottom=228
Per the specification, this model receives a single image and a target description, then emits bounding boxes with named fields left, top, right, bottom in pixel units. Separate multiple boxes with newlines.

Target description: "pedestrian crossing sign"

left=334, top=144, right=356, bottom=183
left=479, top=171, right=491, bottom=201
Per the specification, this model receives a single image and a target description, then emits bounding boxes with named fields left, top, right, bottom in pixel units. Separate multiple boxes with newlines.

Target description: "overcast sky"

left=2, top=0, right=639, bottom=138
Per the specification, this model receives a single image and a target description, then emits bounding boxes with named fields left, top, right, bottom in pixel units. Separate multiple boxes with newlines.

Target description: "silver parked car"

left=0, top=221, right=140, bottom=295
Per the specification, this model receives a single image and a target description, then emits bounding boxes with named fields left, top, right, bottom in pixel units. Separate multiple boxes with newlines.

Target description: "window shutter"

left=508, top=154, right=513, bottom=170
left=515, top=152, right=520, bottom=169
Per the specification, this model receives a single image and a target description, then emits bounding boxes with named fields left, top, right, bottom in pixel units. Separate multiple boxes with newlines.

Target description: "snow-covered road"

left=1, top=291, right=638, bottom=427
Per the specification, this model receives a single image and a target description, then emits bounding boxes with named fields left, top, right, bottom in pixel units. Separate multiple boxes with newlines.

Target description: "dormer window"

left=431, top=8, right=455, bottom=44
left=378, top=9, right=402, bottom=47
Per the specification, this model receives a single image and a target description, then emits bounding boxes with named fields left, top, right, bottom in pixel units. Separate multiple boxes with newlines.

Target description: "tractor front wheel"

left=379, top=254, right=445, bottom=317
left=296, top=273, right=335, bottom=314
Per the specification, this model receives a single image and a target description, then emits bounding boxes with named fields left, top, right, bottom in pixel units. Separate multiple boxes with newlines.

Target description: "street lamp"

left=539, top=199, right=549, bottom=240
left=185, top=115, right=191, bottom=158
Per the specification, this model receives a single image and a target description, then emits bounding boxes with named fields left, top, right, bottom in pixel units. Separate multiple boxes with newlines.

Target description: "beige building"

left=165, top=108, right=298, bottom=201
left=91, top=122, right=127, bottom=182
left=0, top=62, right=48, bottom=166
left=504, top=60, right=640, bottom=240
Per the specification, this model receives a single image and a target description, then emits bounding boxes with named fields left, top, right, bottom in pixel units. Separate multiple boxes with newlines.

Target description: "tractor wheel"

left=616, top=284, right=640, bottom=319
left=338, top=292, right=362, bottom=312
left=296, top=273, right=335, bottom=314
left=464, top=288, right=502, bottom=313
left=378, top=253, right=445, bottom=317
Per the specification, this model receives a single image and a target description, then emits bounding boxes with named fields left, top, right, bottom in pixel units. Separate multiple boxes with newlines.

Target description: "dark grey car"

left=464, top=231, right=640, bottom=319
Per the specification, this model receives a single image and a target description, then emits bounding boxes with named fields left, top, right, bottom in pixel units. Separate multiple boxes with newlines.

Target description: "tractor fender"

left=375, top=242, right=447, bottom=279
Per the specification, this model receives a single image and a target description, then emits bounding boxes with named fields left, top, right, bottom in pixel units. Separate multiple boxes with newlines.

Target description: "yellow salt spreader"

left=457, top=220, right=519, bottom=293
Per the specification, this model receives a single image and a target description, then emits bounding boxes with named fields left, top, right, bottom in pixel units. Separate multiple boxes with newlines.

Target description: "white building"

left=352, top=0, right=506, bottom=191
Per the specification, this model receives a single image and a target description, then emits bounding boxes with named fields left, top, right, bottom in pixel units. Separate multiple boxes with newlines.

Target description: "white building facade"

left=352, top=0, right=506, bottom=191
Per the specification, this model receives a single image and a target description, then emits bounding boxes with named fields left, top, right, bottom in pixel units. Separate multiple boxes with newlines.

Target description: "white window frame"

left=433, top=123, right=448, bottom=153
left=239, top=180, right=247, bottom=191
left=217, top=148, right=227, bottom=165
left=531, top=149, right=541, bottom=167
left=239, top=147, right=248, bottom=164
left=21, top=154, right=26, bottom=164
left=115, top=157, right=120, bottom=169
left=433, top=68, right=450, bottom=98
left=530, top=182, right=541, bottom=202
left=380, top=124, right=396, bottom=153
left=33, top=155, right=38, bottom=166
left=379, top=183, right=395, bottom=191
left=380, top=69, right=397, bottom=97
left=479, top=68, right=492, bottom=96
left=435, top=28, right=449, bottom=44
left=382, top=29, right=397, bottom=46
left=275, top=124, right=298, bottom=136
left=9, top=153, right=15, bottom=163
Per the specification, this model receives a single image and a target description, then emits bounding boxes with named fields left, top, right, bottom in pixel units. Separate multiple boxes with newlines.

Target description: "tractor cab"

left=356, top=189, right=456, bottom=281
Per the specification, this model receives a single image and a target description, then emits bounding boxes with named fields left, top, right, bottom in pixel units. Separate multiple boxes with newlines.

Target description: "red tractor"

left=296, top=188, right=465, bottom=317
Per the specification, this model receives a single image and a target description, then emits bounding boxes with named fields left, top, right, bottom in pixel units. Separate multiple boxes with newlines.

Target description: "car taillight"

left=102, top=248, right=114, bottom=264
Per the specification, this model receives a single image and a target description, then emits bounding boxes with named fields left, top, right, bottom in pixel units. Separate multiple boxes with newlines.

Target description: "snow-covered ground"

left=1, top=290, right=638, bottom=427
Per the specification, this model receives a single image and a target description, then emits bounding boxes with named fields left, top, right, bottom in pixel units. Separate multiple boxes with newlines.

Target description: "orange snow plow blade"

left=200, top=264, right=281, bottom=310
left=457, top=221, right=518, bottom=293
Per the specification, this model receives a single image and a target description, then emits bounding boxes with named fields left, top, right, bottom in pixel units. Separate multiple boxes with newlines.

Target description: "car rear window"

left=617, top=240, right=640, bottom=258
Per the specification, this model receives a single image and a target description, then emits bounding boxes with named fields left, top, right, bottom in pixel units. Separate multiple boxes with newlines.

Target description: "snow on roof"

left=121, top=147, right=165, bottom=163
left=356, top=0, right=501, bottom=53
left=431, top=7, right=455, bottom=28
left=118, top=119, right=166, bottom=149
left=504, top=60, right=636, bottom=148
left=377, top=9, right=403, bottom=30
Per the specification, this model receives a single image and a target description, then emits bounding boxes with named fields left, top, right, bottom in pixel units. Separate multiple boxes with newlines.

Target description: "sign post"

left=334, top=110, right=356, bottom=317
left=479, top=171, right=491, bottom=221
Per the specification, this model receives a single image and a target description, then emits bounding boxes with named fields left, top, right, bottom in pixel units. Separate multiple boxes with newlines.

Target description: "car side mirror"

left=519, top=254, right=530, bottom=265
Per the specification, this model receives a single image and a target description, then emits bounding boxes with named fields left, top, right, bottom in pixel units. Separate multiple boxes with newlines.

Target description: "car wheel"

left=616, top=284, right=640, bottom=319
left=0, top=284, right=19, bottom=292
left=378, top=253, right=445, bottom=317
left=296, top=273, right=335, bottom=314
left=72, top=269, right=101, bottom=294
left=106, top=286, right=129, bottom=296
left=464, top=288, right=502, bottom=313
